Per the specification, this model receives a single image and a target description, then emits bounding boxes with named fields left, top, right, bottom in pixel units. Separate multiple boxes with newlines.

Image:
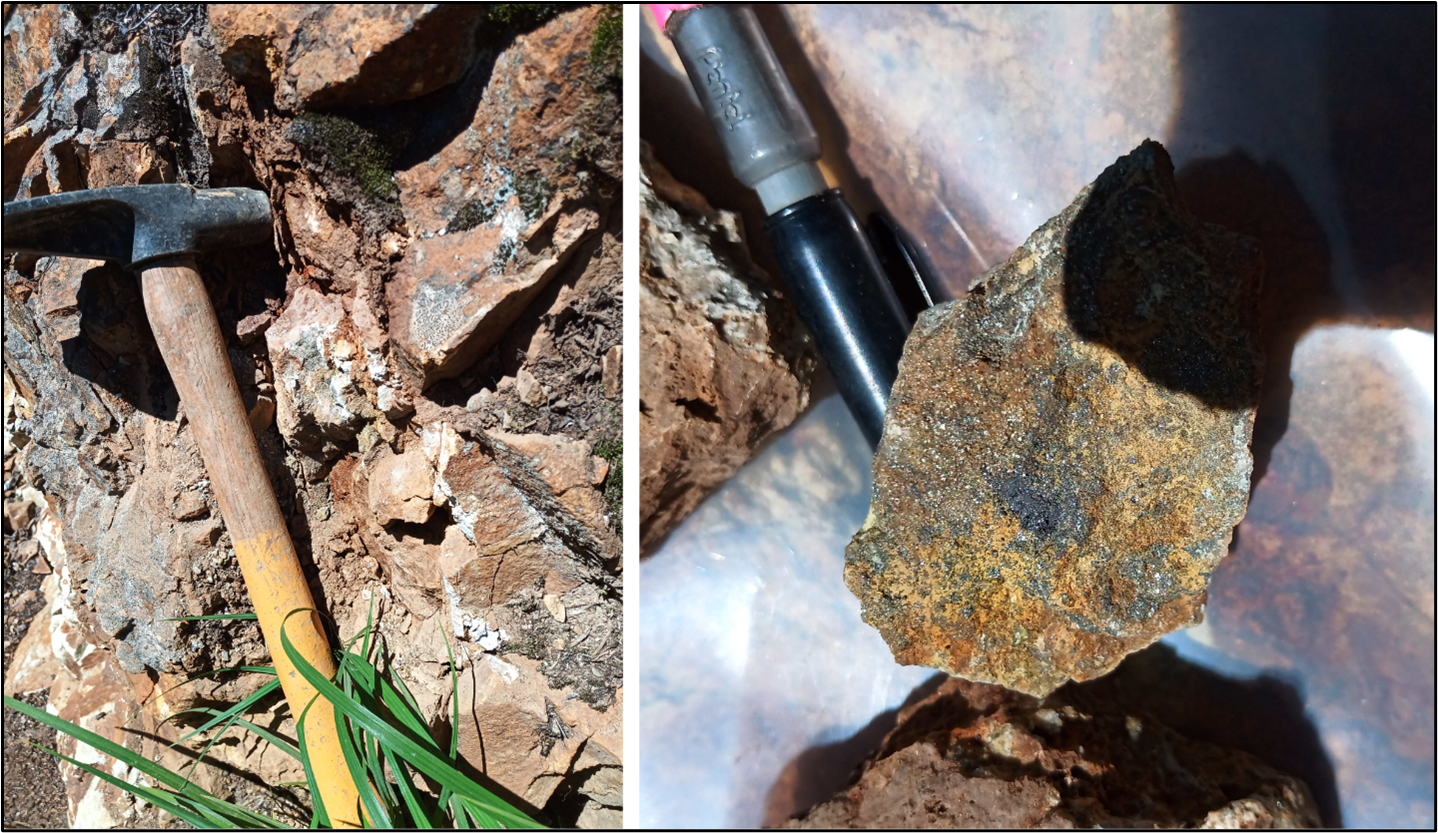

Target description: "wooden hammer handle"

left=140, top=255, right=363, bottom=827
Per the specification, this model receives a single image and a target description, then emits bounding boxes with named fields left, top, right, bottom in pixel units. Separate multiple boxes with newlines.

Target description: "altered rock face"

left=388, top=6, right=621, bottom=387
left=848, top=142, right=1263, bottom=695
left=783, top=676, right=1319, bottom=829
left=266, top=284, right=378, bottom=454
left=3, top=4, right=622, bottom=827
left=638, top=143, right=817, bottom=551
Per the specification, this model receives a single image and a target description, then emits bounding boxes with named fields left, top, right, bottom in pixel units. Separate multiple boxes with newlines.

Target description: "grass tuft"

left=3, top=595, right=546, bottom=829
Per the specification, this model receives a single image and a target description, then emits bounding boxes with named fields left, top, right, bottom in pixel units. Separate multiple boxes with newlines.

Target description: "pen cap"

left=670, top=5, right=824, bottom=205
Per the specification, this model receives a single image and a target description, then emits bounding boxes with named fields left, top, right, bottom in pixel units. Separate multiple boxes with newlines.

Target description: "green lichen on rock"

left=486, top=3, right=567, bottom=31
left=516, top=173, right=555, bottom=221
left=287, top=113, right=399, bottom=204
left=490, top=238, right=520, bottom=274
left=447, top=198, right=498, bottom=233
left=501, top=580, right=621, bottom=710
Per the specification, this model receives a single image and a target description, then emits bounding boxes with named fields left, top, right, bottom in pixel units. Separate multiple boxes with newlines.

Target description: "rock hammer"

left=4, top=184, right=365, bottom=826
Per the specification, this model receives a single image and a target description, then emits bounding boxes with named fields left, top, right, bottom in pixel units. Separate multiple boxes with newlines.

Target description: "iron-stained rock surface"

left=782, top=676, right=1318, bottom=829
left=847, top=141, right=1263, bottom=696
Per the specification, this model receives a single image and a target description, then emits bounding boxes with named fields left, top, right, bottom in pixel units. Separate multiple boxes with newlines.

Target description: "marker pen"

left=656, top=4, right=912, bottom=448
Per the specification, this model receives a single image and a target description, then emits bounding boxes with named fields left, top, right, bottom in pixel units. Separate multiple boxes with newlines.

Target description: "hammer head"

left=3, top=184, right=271, bottom=269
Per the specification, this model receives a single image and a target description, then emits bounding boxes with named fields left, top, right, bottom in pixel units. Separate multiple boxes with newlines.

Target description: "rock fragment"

left=170, top=491, right=208, bottom=522
left=638, top=143, right=817, bottom=551
left=847, top=141, right=1263, bottom=695
left=783, top=676, right=1318, bottom=829
left=4, top=498, right=37, bottom=532
left=517, top=368, right=546, bottom=407
left=367, top=447, right=435, bottom=527
left=602, top=344, right=622, bottom=400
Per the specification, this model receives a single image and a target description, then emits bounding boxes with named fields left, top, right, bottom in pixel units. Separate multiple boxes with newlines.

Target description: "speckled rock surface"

left=847, top=141, right=1263, bottom=696
left=638, top=142, right=816, bottom=551
left=783, top=676, right=1319, bottom=829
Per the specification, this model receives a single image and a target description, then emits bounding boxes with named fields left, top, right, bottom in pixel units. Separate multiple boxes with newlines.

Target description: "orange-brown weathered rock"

left=388, top=6, right=620, bottom=388
left=783, top=676, right=1318, bottom=829
left=638, top=143, right=817, bottom=551
left=208, top=4, right=488, bottom=111
left=847, top=141, right=1263, bottom=696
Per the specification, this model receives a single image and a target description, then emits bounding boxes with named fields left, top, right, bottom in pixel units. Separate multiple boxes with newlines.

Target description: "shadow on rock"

left=1061, top=141, right=1264, bottom=413
left=764, top=642, right=1337, bottom=827
left=760, top=673, right=948, bottom=827
left=1066, top=642, right=1341, bottom=827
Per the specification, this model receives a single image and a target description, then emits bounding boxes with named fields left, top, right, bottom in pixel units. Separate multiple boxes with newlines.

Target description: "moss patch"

left=588, top=5, right=622, bottom=90
left=287, top=113, right=400, bottom=204
left=594, top=435, right=622, bottom=536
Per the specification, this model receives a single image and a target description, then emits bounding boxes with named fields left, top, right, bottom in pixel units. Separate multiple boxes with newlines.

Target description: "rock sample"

left=847, top=141, right=1263, bottom=695
left=783, top=676, right=1319, bottom=829
left=639, top=143, right=817, bottom=551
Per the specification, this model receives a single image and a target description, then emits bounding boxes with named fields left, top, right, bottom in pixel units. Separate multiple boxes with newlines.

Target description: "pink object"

left=648, top=3, right=698, bottom=33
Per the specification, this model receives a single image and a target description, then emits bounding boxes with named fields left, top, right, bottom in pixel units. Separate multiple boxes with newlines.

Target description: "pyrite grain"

left=847, top=141, right=1263, bottom=696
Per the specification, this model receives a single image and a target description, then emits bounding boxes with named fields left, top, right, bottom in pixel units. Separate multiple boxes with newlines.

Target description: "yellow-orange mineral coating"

left=847, top=141, right=1263, bottom=696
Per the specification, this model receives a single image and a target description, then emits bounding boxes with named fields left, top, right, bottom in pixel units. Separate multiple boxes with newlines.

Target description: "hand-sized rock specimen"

left=782, top=676, right=1319, bottom=828
left=847, top=141, right=1263, bottom=695
left=639, top=143, right=817, bottom=551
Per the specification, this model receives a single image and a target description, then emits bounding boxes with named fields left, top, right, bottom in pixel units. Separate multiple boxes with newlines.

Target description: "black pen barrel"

left=765, top=190, right=909, bottom=447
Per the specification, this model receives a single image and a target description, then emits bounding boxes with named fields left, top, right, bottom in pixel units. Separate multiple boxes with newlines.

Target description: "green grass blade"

left=338, top=653, right=443, bottom=759
left=179, top=707, right=301, bottom=760
left=361, top=588, right=375, bottom=661
left=7, top=695, right=217, bottom=799
left=383, top=665, right=427, bottom=730
left=28, top=738, right=286, bottom=829
left=336, top=709, right=393, bottom=828
left=385, top=750, right=437, bottom=829
left=294, top=696, right=332, bottom=829
left=449, top=794, right=472, bottom=829
left=163, top=612, right=259, bottom=621
left=165, top=681, right=283, bottom=748
left=160, top=664, right=276, bottom=697
left=35, top=744, right=216, bottom=828
left=279, top=614, right=546, bottom=829
left=437, top=627, right=462, bottom=814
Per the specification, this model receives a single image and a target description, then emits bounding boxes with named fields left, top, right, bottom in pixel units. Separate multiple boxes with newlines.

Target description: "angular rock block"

left=388, top=6, right=618, bottom=388
left=848, top=141, right=1264, bottom=695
